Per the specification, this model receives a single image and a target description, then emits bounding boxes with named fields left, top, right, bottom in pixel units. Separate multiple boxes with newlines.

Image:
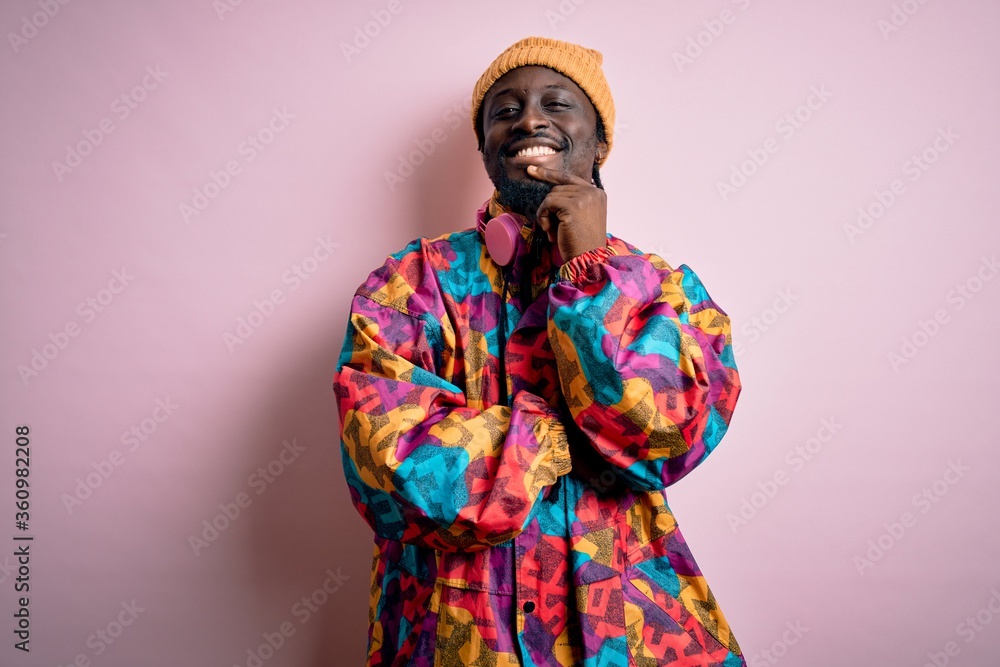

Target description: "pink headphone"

left=476, top=201, right=563, bottom=267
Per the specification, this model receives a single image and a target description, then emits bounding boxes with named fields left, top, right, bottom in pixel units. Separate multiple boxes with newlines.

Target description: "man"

left=334, top=36, right=745, bottom=666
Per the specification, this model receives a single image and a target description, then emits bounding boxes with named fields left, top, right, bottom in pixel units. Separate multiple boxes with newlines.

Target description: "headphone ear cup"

left=484, top=214, right=522, bottom=266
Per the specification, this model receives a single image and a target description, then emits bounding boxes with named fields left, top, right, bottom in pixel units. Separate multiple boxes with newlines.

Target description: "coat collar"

left=476, top=190, right=534, bottom=245
left=475, top=191, right=559, bottom=307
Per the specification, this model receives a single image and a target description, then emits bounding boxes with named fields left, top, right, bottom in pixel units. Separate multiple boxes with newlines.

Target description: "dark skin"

left=481, top=66, right=619, bottom=489
left=480, top=66, right=608, bottom=263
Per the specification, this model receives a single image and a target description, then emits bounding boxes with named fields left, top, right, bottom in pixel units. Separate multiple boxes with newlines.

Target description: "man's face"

left=480, top=66, right=606, bottom=219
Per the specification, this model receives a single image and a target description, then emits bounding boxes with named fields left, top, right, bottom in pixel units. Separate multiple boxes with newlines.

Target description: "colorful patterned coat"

left=334, top=197, right=745, bottom=666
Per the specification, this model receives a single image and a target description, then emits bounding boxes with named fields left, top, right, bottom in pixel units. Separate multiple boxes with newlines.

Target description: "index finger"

left=525, top=164, right=593, bottom=187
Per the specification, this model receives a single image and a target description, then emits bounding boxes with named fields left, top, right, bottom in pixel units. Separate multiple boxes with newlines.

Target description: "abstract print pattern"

left=334, top=200, right=744, bottom=666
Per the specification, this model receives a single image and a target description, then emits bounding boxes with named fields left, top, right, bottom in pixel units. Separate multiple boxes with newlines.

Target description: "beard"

left=486, top=133, right=570, bottom=219
left=494, top=167, right=552, bottom=220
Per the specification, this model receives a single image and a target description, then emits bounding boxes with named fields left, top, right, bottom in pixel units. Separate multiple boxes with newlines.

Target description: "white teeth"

left=515, top=146, right=557, bottom=157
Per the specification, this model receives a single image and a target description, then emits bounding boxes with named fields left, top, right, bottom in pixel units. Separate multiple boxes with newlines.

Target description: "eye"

left=494, top=105, right=518, bottom=118
left=543, top=99, right=573, bottom=113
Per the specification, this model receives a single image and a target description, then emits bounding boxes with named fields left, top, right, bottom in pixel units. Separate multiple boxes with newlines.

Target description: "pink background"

left=2, top=1, right=999, bottom=665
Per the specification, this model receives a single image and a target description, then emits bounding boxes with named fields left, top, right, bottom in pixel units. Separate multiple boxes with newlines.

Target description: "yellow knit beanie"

left=471, top=36, right=615, bottom=166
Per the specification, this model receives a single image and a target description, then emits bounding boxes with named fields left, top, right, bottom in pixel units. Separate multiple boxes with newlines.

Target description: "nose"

left=511, top=100, right=548, bottom=135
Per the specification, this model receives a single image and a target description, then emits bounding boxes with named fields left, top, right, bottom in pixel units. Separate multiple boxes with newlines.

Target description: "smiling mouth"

left=514, top=145, right=558, bottom=157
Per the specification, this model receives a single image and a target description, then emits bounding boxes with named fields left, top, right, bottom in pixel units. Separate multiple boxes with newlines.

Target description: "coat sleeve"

left=334, top=257, right=571, bottom=553
left=547, top=243, right=741, bottom=491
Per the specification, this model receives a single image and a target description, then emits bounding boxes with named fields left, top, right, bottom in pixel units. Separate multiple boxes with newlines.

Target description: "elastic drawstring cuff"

left=542, top=419, right=572, bottom=478
left=558, top=245, right=617, bottom=284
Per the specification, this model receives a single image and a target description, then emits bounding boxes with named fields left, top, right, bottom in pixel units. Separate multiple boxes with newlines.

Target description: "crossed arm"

left=334, top=238, right=741, bottom=551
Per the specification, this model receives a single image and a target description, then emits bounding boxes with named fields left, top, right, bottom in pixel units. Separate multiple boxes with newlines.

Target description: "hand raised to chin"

left=527, top=164, right=607, bottom=263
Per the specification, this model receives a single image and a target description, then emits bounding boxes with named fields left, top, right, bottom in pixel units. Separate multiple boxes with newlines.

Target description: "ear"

left=594, top=138, right=609, bottom=164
